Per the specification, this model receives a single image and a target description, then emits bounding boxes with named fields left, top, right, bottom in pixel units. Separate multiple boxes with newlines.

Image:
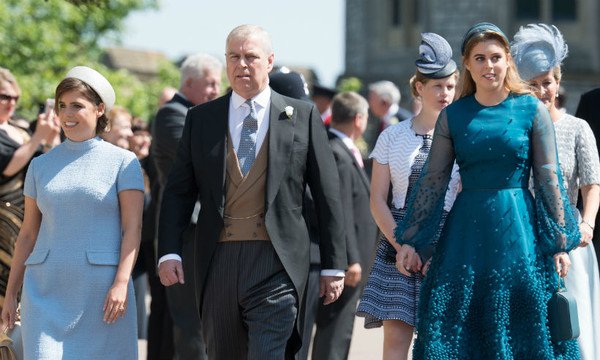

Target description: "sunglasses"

left=0, top=94, right=19, bottom=102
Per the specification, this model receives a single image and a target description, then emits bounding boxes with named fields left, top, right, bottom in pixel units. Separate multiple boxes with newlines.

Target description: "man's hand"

left=158, top=259, right=185, bottom=286
left=344, top=263, right=362, bottom=287
left=319, top=275, right=344, bottom=305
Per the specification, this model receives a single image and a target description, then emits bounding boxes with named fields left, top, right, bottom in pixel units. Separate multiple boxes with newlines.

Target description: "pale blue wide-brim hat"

left=64, top=66, right=116, bottom=111
left=511, top=23, right=568, bottom=81
left=415, top=32, right=457, bottom=79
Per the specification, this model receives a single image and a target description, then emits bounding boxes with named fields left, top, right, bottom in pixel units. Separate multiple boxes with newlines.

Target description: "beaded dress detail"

left=395, top=94, right=580, bottom=359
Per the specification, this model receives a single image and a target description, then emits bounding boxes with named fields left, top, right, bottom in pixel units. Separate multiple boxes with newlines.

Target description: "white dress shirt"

left=328, top=127, right=363, bottom=167
left=159, top=87, right=344, bottom=277
left=229, top=87, right=271, bottom=156
left=382, top=103, right=400, bottom=127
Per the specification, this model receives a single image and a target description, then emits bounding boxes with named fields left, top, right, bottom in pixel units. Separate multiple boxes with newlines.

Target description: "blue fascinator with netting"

left=415, top=32, right=457, bottom=79
left=511, top=23, right=568, bottom=81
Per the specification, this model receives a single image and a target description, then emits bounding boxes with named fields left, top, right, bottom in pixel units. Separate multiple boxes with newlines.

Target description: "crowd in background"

left=0, top=20, right=599, bottom=360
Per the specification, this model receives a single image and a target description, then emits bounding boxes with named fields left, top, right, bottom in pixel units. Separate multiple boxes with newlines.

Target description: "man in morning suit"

left=576, top=87, right=600, bottom=269
left=311, top=92, right=379, bottom=360
left=157, top=24, right=347, bottom=359
left=152, top=53, right=222, bottom=359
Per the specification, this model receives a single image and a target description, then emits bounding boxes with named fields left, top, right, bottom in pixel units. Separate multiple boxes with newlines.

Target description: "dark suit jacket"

left=158, top=89, right=347, bottom=307
left=575, top=88, right=600, bottom=261
left=328, top=131, right=378, bottom=269
left=151, top=93, right=195, bottom=187
left=575, top=88, right=600, bottom=154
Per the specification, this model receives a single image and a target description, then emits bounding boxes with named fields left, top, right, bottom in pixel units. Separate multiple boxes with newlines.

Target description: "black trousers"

left=202, top=241, right=297, bottom=360
left=311, top=283, right=361, bottom=360
left=165, top=224, right=207, bottom=359
left=296, top=265, right=320, bottom=360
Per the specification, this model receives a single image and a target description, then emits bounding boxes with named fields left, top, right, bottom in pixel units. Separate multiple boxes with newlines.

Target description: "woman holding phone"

left=0, top=67, right=60, bottom=310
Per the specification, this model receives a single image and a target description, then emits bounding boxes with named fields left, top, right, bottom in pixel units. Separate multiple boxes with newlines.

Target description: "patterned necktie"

left=237, top=99, right=258, bottom=176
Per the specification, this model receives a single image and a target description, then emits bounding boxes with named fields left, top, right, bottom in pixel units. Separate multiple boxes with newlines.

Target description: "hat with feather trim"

left=511, top=23, right=568, bottom=81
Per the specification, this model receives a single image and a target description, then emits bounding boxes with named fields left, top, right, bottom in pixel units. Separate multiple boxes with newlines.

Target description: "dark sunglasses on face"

left=0, top=94, right=19, bottom=102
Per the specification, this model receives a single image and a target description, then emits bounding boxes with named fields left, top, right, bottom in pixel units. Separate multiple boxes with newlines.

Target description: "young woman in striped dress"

left=356, top=32, right=460, bottom=360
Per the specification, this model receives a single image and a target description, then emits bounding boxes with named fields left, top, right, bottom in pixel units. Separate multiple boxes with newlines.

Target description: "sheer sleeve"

left=395, top=110, right=455, bottom=261
left=531, top=103, right=580, bottom=255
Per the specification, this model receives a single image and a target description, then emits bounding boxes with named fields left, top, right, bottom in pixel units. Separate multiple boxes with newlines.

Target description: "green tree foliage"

left=336, top=76, right=363, bottom=93
left=0, top=0, right=180, bottom=121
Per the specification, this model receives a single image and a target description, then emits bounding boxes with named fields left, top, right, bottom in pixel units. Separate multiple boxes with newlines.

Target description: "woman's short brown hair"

left=55, top=78, right=109, bottom=134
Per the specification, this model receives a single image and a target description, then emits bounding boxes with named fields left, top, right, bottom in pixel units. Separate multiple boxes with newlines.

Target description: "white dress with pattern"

left=555, top=113, right=600, bottom=360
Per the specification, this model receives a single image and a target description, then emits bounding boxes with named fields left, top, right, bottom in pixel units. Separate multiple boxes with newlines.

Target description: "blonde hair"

left=409, top=71, right=459, bottom=99
left=0, top=67, right=21, bottom=97
left=457, top=32, right=531, bottom=99
left=552, top=66, right=562, bottom=82
left=107, top=106, right=132, bottom=130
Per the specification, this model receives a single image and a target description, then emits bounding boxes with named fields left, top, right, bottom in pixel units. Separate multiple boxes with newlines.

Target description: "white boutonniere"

left=284, top=106, right=294, bottom=119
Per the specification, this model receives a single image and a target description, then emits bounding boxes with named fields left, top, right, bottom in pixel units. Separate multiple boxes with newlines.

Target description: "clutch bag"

left=547, top=277, right=580, bottom=342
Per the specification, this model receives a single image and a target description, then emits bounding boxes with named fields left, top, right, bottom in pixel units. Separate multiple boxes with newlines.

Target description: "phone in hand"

left=43, top=98, right=55, bottom=119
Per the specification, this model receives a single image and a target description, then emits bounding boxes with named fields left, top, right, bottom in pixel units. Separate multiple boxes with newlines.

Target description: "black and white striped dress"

left=356, top=120, right=457, bottom=328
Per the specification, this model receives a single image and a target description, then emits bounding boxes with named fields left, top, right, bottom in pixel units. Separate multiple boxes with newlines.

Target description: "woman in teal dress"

left=395, top=23, right=581, bottom=359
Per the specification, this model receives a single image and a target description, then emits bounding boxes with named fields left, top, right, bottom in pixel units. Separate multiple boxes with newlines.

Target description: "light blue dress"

left=21, top=137, right=143, bottom=359
left=396, top=94, right=581, bottom=359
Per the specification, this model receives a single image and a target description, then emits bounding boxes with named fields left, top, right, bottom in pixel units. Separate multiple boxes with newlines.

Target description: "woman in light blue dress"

left=395, top=23, right=581, bottom=359
left=2, top=66, right=144, bottom=359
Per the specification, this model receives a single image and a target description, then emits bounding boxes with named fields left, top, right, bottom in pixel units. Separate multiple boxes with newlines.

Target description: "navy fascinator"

left=415, top=32, right=457, bottom=79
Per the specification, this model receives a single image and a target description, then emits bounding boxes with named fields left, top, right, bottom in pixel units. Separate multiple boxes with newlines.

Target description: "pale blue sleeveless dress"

left=21, top=137, right=143, bottom=359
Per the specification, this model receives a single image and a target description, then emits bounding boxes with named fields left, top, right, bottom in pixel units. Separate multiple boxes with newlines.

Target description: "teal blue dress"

left=396, top=94, right=581, bottom=359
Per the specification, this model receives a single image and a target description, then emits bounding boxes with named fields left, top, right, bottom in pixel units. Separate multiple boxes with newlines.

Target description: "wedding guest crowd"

left=0, top=20, right=599, bottom=360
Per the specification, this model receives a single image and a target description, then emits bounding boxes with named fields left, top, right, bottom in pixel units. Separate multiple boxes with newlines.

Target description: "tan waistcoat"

left=218, top=133, right=270, bottom=242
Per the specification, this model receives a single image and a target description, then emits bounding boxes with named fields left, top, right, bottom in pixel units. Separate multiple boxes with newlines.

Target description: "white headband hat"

left=64, top=66, right=115, bottom=111
left=511, top=24, right=568, bottom=81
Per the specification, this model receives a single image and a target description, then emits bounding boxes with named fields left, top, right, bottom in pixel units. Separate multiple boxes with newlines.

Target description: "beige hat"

left=65, top=66, right=115, bottom=111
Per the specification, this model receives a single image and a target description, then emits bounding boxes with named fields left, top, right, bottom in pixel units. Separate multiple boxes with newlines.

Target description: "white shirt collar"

left=231, top=87, right=271, bottom=110
left=320, top=107, right=332, bottom=121
left=329, top=127, right=356, bottom=150
left=383, top=103, right=399, bottom=122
